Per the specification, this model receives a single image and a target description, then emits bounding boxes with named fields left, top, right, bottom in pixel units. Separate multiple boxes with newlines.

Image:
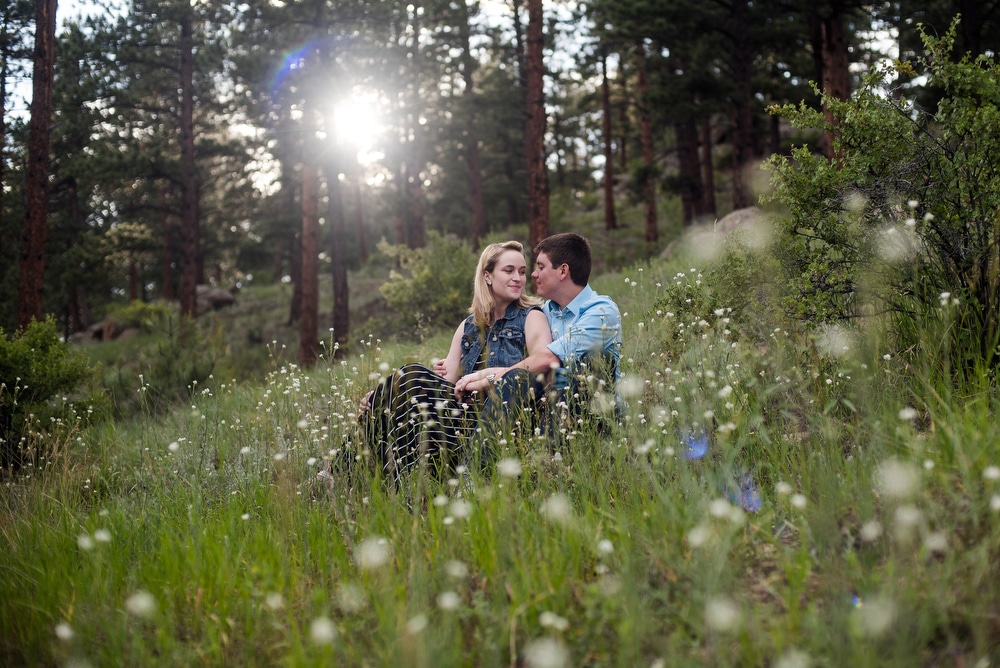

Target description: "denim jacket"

left=460, top=302, right=540, bottom=377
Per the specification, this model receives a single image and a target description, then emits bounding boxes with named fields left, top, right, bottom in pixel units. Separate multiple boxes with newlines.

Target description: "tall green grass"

left=2, top=251, right=999, bottom=667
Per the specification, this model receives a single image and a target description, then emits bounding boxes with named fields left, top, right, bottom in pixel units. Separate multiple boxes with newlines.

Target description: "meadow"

left=3, top=221, right=1000, bottom=667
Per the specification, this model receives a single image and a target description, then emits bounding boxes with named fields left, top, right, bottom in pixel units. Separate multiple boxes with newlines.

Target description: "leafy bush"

left=766, top=23, right=1000, bottom=377
left=376, top=231, right=478, bottom=339
left=103, top=299, right=175, bottom=333
left=100, top=315, right=220, bottom=418
left=0, top=318, right=95, bottom=469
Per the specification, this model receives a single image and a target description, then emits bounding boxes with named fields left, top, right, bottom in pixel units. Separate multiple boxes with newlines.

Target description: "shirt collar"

left=545, top=285, right=595, bottom=317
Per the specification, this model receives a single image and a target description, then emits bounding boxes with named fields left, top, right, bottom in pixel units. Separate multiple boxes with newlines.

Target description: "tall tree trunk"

left=160, top=184, right=175, bottom=300
left=675, top=121, right=702, bottom=225
left=699, top=118, right=717, bottom=217
left=353, top=176, right=368, bottom=264
left=502, top=155, right=520, bottom=225
left=298, top=160, right=319, bottom=367
left=618, top=53, right=628, bottom=174
left=17, top=0, right=57, bottom=330
left=0, top=57, right=7, bottom=223
left=129, top=261, right=139, bottom=301
left=326, top=162, right=349, bottom=356
left=177, top=11, right=201, bottom=318
left=957, top=0, right=983, bottom=56
left=524, top=0, right=548, bottom=250
left=406, top=159, right=426, bottom=249
left=729, top=1, right=755, bottom=210
left=635, top=41, right=657, bottom=243
left=76, top=284, right=91, bottom=331
left=457, top=1, right=486, bottom=249
left=600, top=48, right=617, bottom=231
left=818, top=3, right=849, bottom=161
left=287, top=225, right=302, bottom=326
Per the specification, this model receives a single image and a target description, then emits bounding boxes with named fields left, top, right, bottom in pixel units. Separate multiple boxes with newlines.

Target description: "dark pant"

left=478, top=368, right=611, bottom=458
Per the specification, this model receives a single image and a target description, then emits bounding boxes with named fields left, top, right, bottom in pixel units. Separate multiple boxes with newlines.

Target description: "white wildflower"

left=539, top=611, right=569, bottom=631
left=405, top=614, right=428, bottom=635
left=704, top=596, right=741, bottom=632
left=354, top=537, right=391, bottom=571
left=540, top=493, right=573, bottom=524
left=125, top=591, right=157, bottom=619
left=875, top=459, right=920, bottom=499
left=523, top=637, right=569, bottom=668
left=309, top=617, right=337, bottom=645
left=54, top=622, right=74, bottom=641
left=437, top=591, right=461, bottom=611
left=497, top=458, right=522, bottom=478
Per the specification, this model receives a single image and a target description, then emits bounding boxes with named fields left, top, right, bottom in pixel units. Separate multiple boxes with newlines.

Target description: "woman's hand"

left=454, top=367, right=506, bottom=398
left=358, top=390, right=374, bottom=418
left=432, top=359, right=448, bottom=377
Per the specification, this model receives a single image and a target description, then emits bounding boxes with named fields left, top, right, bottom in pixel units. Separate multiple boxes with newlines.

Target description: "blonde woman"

left=356, top=241, right=551, bottom=484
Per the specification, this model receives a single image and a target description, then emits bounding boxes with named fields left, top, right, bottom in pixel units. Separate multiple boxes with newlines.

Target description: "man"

left=456, top=232, right=622, bottom=453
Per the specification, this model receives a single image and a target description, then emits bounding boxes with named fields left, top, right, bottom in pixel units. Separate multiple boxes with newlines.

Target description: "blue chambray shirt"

left=544, top=285, right=622, bottom=393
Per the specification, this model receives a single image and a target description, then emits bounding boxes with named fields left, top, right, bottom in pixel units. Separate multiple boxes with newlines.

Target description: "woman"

left=358, top=241, right=551, bottom=485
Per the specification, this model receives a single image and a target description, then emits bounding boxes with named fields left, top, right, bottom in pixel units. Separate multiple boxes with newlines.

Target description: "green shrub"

left=0, top=318, right=95, bottom=469
left=103, top=299, right=175, bottom=333
left=766, top=23, right=1000, bottom=378
left=100, top=315, right=219, bottom=418
left=376, top=231, right=478, bottom=339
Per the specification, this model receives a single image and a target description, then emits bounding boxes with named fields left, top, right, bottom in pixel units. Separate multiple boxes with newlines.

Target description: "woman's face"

left=487, top=250, right=528, bottom=304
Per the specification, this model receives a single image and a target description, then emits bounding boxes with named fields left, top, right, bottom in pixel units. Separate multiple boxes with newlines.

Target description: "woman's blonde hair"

left=469, top=241, right=542, bottom=331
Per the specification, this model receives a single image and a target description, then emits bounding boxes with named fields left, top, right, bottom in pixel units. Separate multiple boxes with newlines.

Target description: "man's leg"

left=475, top=368, right=544, bottom=466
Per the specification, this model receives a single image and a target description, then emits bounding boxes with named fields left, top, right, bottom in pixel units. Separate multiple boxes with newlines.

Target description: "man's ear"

left=557, top=263, right=570, bottom=280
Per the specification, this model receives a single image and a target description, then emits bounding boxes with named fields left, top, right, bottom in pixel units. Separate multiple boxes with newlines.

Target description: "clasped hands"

left=433, top=359, right=507, bottom=398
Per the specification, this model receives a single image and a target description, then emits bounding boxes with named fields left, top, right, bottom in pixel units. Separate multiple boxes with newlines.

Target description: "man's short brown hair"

left=535, top=233, right=592, bottom=287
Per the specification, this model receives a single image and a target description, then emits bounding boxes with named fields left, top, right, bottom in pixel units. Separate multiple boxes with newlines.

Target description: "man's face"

left=531, top=252, right=560, bottom=300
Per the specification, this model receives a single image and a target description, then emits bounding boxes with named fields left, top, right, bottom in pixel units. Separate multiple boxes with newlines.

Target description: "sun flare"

left=333, top=92, right=385, bottom=166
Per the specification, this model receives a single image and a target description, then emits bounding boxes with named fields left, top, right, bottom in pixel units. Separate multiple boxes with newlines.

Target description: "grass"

left=3, top=228, right=1000, bottom=666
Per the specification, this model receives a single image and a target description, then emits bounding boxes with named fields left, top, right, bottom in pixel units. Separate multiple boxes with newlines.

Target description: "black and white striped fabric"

left=362, top=363, right=479, bottom=485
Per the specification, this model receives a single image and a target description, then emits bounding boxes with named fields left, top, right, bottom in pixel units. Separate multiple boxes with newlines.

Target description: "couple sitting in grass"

left=353, top=232, right=622, bottom=485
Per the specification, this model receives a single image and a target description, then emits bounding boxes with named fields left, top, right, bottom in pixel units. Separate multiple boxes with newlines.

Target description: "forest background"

left=5, top=2, right=1000, bottom=666
left=4, top=0, right=998, bottom=360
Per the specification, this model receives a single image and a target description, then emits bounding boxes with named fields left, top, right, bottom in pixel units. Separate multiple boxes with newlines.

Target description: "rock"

left=195, top=285, right=236, bottom=315
left=714, top=206, right=764, bottom=234
left=660, top=207, right=769, bottom=259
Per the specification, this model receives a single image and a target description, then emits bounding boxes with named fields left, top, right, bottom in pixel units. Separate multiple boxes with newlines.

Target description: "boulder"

left=714, top=206, right=764, bottom=234
left=196, top=285, right=236, bottom=315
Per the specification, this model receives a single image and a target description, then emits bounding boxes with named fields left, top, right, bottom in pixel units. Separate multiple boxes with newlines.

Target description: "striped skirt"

left=360, top=363, right=480, bottom=485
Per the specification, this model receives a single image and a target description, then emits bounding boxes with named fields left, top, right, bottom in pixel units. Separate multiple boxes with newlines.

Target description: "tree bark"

left=160, top=184, right=175, bottom=300
left=635, top=41, right=657, bottom=243
left=600, top=48, right=617, bottom=231
left=177, top=11, right=201, bottom=318
left=326, top=161, right=349, bottom=357
left=17, top=0, right=57, bottom=330
left=524, top=0, right=548, bottom=250
left=729, top=0, right=755, bottom=210
left=675, top=121, right=702, bottom=225
left=618, top=53, right=628, bottom=174
left=818, top=3, right=850, bottom=161
left=699, top=118, right=717, bottom=217
left=457, top=1, right=486, bottom=249
left=298, top=160, right=319, bottom=367
left=353, top=176, right=368, bottom=264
